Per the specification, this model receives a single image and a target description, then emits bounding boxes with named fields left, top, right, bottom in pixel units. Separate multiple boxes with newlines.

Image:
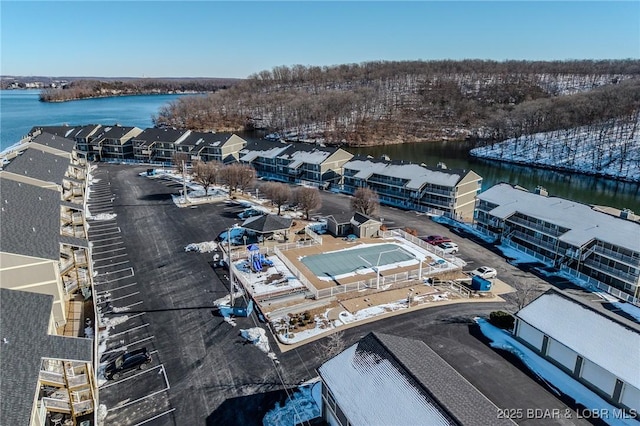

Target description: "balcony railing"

left=583, top=259, right=639, bottom=284
left=40, top=370, right=65, bottom=386
left=507, top=216, right=562, bottom=237
left=594, top=245, right=640, bottom=267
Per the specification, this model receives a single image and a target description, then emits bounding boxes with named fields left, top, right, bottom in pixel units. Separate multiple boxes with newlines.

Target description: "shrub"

left=489, top=311, right=515, bottom=330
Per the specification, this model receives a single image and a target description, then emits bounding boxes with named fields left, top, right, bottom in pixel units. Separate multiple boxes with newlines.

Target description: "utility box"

left=471, top=276, right=492, bottom=292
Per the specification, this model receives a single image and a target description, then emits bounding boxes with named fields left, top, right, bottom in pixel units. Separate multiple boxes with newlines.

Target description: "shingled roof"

left=0, top=289, right=93, bottom=426
left=31, top=132, right=75, bottom=153
left=319, top=332, right=515, bottom=426
left=2, top=147, right=70, bottom=185
left=0, top=177, right=62, bottom=260
left=241, top=214, right=293, bottom=234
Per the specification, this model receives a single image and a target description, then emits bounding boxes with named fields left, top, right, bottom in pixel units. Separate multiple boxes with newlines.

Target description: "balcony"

left=507, top=216, right=562, bottom=237
left=61, top=226, right=86, bottom=239
left=583, top=259, right=639, bottom=285
left=61, top=211, right=84, bottom=226
left=593, top=245, right=640, bottom=267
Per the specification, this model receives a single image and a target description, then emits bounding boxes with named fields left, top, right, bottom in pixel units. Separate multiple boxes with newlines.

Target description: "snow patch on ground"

left=496, top=244, right=550, bottom=266
left=88, top=212, right=117, bottom=221
left=101, top=315, right=130, bottom=330
left=431, top=216, right=498, bottom=243
left=612, top=302, right=640, bottom=322
left=262, top=382, right=322, bottom=426
left=240, top=327, right=278, bottom=362
left=476, top=317, right=637, bottom=426
left=185, top=241, right=218, bottom=253
left=224, top=316, right=237, bottom=327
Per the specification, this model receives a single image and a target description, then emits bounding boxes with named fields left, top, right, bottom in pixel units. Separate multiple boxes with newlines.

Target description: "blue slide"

left=253, top=258, right=262, bottom=272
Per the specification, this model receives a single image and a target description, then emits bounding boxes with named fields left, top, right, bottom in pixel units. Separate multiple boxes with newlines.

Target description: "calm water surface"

left=0, top=89, right=189, bottom=150
left=348, top=141, right=640, bottom=212
left=2, top=90, right=638, bottom=211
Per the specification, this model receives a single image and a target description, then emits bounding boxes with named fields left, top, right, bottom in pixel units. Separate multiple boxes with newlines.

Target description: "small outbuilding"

left=351, top=212, right=382, bottom=239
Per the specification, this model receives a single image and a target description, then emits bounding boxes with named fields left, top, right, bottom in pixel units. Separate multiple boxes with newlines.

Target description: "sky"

left=1, top=1, right=638, bottom=79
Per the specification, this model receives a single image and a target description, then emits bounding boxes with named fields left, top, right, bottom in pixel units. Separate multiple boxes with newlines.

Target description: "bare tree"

left=220, top=163, right=256, bottom=195
left=172, top=152, right=190, bottom=174
left=192, top=160, right=221, bottom=196
left=351, top=187, right=380, bottom=216
left=512, top=279, right=546, bottom=311
left=315, top=331, right=346, bottom=362
left=262, top=182, right=292, bottom=215
left=295, top=186, right=322, bottom=220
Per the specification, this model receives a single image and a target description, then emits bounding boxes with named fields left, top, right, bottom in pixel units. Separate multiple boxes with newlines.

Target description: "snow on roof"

left=318, top=343, right=453, bottom=426
left=239, top=144, right=290, bottom=162
left=517, top=291, right=640, bottom=389
left=344, top=159, right=463, bottom=189
left=286, top=149, right=331, bottom=168
left=478, top=183, right=640, bottom=251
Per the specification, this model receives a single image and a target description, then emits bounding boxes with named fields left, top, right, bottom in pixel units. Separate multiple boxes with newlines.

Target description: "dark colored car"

left=104, top=348, right=152, bottom=380
left=420, top=235, right=452, bottom=245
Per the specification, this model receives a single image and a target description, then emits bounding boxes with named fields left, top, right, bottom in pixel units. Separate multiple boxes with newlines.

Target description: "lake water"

left=2, top=89, right=638, bottom=211
left=0, top=89, right=188, bottom=151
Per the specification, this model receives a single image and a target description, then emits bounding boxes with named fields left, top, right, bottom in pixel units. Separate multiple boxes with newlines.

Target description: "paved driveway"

left=97, top=164, right=593, bottom=426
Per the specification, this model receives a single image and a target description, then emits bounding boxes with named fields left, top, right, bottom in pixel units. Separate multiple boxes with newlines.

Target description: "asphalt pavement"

left=95, top=164, right=595, bottom=426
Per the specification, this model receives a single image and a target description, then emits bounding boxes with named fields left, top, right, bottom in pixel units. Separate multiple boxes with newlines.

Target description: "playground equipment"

left=246, top=244, right=274, bottom=272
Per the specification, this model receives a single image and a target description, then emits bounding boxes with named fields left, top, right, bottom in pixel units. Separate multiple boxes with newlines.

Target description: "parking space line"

left=95, top=260, right=130, bottom=269
left=132, top=408, right=176, bottom=425
left=94, top=275, right=133, bottom=285
left=93, top=253, right=128, bottom=262
left=109, top=323, right=149, bottom=338
left=88, top=217, right=117, bottom=222
left=92, top=242, right=125, bottom=250
left=107, top=388, right=170, bottom=412
left=91, top=236, right=123, bottom=243
left=89, top=227, right=121, bottom=235
left=102, top=336, right=155, bottom=354
left=99, top=364, right=163, bottom=390
left=98, top=292, right=140, bottom=303
left=120, top=301, right=144, bottom=309
left=96, top=282, right=137, bottom=294
left=87, top=222, right=118, bottom=228
left=105, top=267, right=135, bottom=276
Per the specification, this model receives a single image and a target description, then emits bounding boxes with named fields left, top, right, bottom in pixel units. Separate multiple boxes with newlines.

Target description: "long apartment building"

left=238, top=139, right=353, bottom=187
left=342, top=157, right=482, bottom=220
left=0, top=134, right=98, bottom=425
left=475, top=183, right=640, bottom=303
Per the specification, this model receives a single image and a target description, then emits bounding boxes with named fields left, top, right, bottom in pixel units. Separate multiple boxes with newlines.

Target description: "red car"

left=420, top=235, right=452, bottom=245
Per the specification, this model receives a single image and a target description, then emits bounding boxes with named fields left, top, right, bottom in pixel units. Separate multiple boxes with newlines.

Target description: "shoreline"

left=39, top=91, right=206, bottom=103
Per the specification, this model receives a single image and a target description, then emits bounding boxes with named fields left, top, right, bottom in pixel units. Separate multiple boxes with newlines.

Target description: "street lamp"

left=359, top=247, right=404, bottom=290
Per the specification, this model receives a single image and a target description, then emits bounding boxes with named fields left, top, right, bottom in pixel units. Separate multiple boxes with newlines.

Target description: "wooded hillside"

left=153, top=60, right=640, bottom=146
left=39, top=78, right=240, bottom=102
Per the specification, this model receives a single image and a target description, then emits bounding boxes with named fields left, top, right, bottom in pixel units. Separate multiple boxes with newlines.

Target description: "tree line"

left=39, top=78, right=240, bottom=102
left=153, top=60, right=640, bottom=146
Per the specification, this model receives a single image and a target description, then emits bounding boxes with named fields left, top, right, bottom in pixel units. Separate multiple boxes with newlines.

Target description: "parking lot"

left=88, top=169, right=174, bottom=425
left=91, top=163, right=592, bottom=426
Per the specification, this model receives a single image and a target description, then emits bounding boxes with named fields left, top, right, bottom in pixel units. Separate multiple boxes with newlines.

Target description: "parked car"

left=420, top=235, right=452, bottom=245
left=437, top=242, right=459, bottom=254
left=470, top=266, right=497, bottom=279
left=238, top=208, right=263, bottom=219
left=104, top=348, right=152, bottom=380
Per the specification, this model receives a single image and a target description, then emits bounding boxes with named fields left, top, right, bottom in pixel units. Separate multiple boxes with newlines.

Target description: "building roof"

left=2, top=147, right=70, bottom=185
left=351, top=212, right=378, bottom=226
left=132, top=127, right=190, bottom=144
left=239, top=140, right=291, bottom=163
left=95, top=125, right=140, bottom=140
left=29, top=125, right=80, bottom=139
left=31, top=132, right=75, bottom=153
left=344, top=158, right=466, bottom=189
left=0, top=177, right=62, bottom=260
left=477, top=183, right=640, bottom=252
left=517, top=290, right=640, bottom=389
left=326, top=212, right=354, bottom=224
left=281, top=145, right=338, bottom=168
left=180, top=131, right=242, bottom=149
left=241, top=214, right=293, bottom=233
left=318, top=332, right=513, bottom=426
left=0, top=288, right=93, bottom=426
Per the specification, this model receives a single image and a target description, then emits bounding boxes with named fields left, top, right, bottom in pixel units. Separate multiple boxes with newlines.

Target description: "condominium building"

left=239, top=140, right=353, bottom=187
left=342, top=157, right=482, bottom=220
left=177, top=132, right=247, bottom=163
left=131, top=127, right=191, bottom=162
left=475, top=183, right=640, bottom=303
left=0, top=138, right=98, bottom=425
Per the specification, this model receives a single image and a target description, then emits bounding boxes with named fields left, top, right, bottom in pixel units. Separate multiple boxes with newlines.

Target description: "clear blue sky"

left=2, top=1, right=638, bottom=78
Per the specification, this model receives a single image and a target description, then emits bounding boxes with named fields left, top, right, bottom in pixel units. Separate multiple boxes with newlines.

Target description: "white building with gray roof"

left=475, top=183, right=640, bottom=303
left=514, top=289, right=640, bottom=413
left=342, top=157, right=482, bottom=220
